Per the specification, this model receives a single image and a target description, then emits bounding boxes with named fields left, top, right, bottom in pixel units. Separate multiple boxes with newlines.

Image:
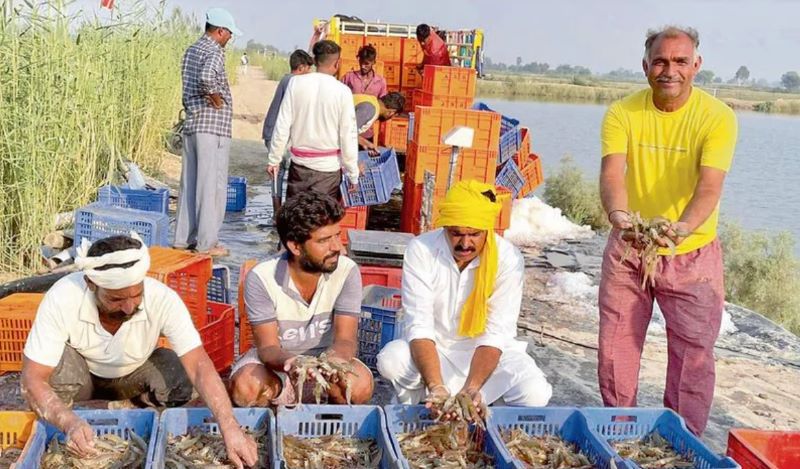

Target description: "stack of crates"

left=75, top=185, right=171, bottom=247
left=147, top=247, right=213, bottom=329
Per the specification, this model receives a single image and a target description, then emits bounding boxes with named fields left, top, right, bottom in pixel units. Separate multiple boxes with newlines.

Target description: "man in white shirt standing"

left=267, top=40, right=359, bottom=201
left=21, top=234, right=257, bottom=468
left=377, top=181, right=552, bottom=411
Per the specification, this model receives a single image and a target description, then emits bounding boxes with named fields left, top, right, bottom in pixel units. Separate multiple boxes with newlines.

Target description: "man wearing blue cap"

left=175, top=8, right=243, bottom=257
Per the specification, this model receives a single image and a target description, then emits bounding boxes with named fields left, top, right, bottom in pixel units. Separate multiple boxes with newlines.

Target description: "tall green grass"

left=0, top=1, right=197, bottom=274
left=543, top=156, right=609, bottom=230
left=252, top=53, right=289, bottom=81
left=719, top=222, right=800, bottom=335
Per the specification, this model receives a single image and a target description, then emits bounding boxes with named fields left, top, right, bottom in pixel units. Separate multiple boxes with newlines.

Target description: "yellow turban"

left=435, top=180, right=506, bottom=337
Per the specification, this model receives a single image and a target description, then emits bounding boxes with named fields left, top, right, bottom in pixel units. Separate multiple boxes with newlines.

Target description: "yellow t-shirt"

left=601, top=87, right=738, bottom=255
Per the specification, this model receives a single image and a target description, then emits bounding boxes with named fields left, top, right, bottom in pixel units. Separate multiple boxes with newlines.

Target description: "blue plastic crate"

left=496, top=159, right=525, bottom=198
left=226, top=176, right=247, bottom=212
left=384, top=404, right=511, bottom=469
left=358, top=285, right=402, bottom=373
left=74, top=202, right=170, bottom=247
left=152, top=407, right=275, bottom=468
left=581, top=408, right=740, bottom=469
left=487, top=407, right=623, bottom=469
left=97, top=185, right=170, bottom=214
left=19, top=409, right=158, bottom=469
left=207, top=264, right=231, bottom=303
left=275, top=404, right=397, bottom=469
left=340, top=148, right=401, bottom=207
left=473, top=102, right=521, bottom=164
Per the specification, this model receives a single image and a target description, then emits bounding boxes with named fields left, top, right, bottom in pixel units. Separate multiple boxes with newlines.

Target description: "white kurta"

left=377, top=229, right=552, bottom=406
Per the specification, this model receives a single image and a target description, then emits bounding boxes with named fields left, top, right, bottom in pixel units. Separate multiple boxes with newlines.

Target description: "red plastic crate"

left=360, top=265, right=402, bottom=289
left=380, top=117, right=409, bottom=152
left=405, top=141, right=497, bottom=188
left=238, top=260, right=258, bottom=355
left=401, top=38, right=423, bottom=63
left=148, top=247, right=213, bottom=328
left=413, top=106, right=501, bottom=151
left=422, top=65, right=477, bottom=98
left=728, top=429, right=800, bottom=469
left=399, top=87, right=415, bottom=113
left=159, top=302, right=235, bottom=373
left=200, top=302, right=235, bottom=373
left=383, top=61, right=401, bottom=87
left=366, top=36, right=402, bottom=62
left=413, top=90, right=474, bottom=109
left=401, top=63, right=423, bottom=89
left=401, top=179, right=511, bottom=235
left=512, top=127, right=531, bottom=169
left=340, top=206, right=369, bottom=245
left=518, top=153, right=544, bottom=198
left=0, top=293, right=43, bottom=372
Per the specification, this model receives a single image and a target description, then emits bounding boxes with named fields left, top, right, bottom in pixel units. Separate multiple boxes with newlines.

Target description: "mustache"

left=454, top=246, right=475, bottom=252
left=656, top=76, right=682, bottom=83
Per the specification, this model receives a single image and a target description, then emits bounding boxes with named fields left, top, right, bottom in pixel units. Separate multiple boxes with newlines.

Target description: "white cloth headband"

left=75, top=231, right=150, bottom=289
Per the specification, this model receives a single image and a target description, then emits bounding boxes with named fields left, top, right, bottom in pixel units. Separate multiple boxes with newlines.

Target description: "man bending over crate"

left=20, top=234, right=257, bottom=467
left=354, top=92, right=405, bottom=156
left=377, top=181, right=552, bottom=413
left=229, top=192, right=374, bottom=406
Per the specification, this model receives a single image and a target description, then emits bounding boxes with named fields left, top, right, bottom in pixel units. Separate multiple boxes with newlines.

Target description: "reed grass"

left=0, top=1, right=197, bottom=274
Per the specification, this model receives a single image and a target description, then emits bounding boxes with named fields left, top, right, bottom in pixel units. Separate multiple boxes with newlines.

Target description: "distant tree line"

left=486, top=57, right=800, bottom=92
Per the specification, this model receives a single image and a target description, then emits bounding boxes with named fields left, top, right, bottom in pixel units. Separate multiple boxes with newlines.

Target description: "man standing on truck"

left=267, top=40, right=359, bottom=201
left=598, top=26, right=737, bottom=436
left=416, top=23, right=451, bottom=70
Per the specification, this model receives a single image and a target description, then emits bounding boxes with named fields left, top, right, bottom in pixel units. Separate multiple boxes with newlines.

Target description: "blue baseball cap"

left=206, top=7, right=243, bottom=36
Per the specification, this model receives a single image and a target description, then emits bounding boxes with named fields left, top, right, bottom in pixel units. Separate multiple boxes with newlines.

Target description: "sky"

left=73, top=0, right=800, bottom=81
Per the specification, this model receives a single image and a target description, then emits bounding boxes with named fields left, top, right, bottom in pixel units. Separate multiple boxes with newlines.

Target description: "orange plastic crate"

left=422, top=65, right=477, bottom=98
left=413, top=90, right=474, bottom=110
left=148, top=247, right=212, bottom=328
left=406, top=141, right=497, bottom=187
left=338, top=59, right=384, bottom=80
left=518, top=153, right=544, bottom=198
left=238, top=260, right=258, bottom=355
left=728, top=429, right=800, bottom=469
left=338, top=34, right=364, bottom=60
left=513, top=127, right=531, bottom=169
left=0, top=293, right=43, bottom=373
left=340, top=206, right=369, bottom=245
left=398, top=87, right=415, bottom=113
left=413, top=106, right=501, bottom=151
left=383, top=61, right=401, bottom=87
left=401, top=63, right=423, bottom=89
left=360, top=265, right=402, bottom=289
left=158, top=302, right=235, bottom=373
left=401, top=38, right=423, bottom=63
left=401, top=178, right=510, bottom=235
left=0, top=410, right=38, bottom=464
left=380, top=117, right=409, bottom=152
left=366, top=36, right=402, bottom=62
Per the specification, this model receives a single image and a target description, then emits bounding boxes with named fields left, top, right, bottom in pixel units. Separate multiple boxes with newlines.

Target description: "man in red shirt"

left=416, top=23, right=451, bottom=70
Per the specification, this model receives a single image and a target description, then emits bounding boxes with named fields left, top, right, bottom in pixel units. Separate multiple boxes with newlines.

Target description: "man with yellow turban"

left=377, top=181, right=552, bottom=411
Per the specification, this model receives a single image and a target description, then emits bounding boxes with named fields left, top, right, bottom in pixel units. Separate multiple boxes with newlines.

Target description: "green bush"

left=252, top=54, right=289, bottom=81
left=719, top=222, right=800, bottom=335
left=543, top=156, right=609, bottom=230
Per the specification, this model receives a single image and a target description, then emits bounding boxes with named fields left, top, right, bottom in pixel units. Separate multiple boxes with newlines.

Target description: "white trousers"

left=376, top=339, right=552, bottom=406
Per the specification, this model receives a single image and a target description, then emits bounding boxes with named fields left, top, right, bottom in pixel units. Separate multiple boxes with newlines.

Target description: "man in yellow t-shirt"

left=598, top=26, right=737, bottom=436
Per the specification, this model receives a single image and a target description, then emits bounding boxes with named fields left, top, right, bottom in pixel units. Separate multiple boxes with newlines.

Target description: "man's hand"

left=64, top=416, right=96, bottom=458
left=221, top=425, right=259, bottom=469
left=609, top=210, right=633, bottom=231
left=423, top=384, right=450, bottom=419
left=664, top=221, right=692, bottom=247
left=267, top=165, right=278, bottom=178
left=459, top=387, right=486, bottom=420
left=205, top=93, right=224, bottom=109
left=346, top=181, right=359, bottom=194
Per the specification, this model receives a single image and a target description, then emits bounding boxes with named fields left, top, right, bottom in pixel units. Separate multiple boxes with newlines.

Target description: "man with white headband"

left=21, top=234, right=258, bottom=467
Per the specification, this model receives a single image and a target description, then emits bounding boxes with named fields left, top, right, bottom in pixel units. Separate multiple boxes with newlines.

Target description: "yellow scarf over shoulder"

left=435, top=180, right=506, bottom=337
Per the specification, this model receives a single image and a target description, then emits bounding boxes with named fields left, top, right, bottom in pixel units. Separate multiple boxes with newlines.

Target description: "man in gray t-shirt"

left=229, top=192, right=373, bottom=407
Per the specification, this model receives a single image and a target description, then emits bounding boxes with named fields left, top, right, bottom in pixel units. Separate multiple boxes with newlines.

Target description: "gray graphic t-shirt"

left=244, top=254, right=362, bottom=355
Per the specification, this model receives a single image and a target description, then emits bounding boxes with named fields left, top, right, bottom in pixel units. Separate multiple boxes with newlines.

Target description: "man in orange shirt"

left=598, top=26, right=737, bottom=436
left=416, top=23, right=451, bottom=70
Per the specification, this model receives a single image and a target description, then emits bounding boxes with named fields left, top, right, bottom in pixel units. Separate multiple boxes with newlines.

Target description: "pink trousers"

left=598, top=231, right=724, bottom=436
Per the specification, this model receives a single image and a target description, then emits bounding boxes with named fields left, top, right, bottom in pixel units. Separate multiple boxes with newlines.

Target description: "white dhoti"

left=376, top=339, right=552, bottom=406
